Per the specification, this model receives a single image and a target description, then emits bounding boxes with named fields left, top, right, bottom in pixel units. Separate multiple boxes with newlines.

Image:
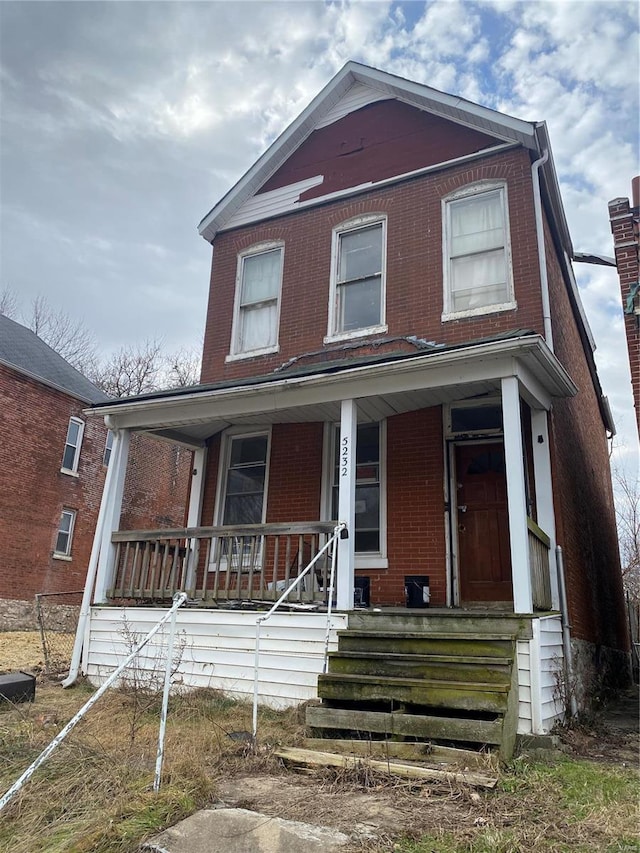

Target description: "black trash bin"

left=405, top=575, right=430, bottom=608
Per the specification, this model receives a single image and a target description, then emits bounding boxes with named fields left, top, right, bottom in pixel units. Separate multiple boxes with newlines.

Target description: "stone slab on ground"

left=141, top=807, right=350, bottom=853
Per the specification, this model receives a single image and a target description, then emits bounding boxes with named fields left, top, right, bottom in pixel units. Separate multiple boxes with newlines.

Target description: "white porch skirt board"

left=84, top=608, right=349, bottom=709
left=84, top=608, right=565, bottom=732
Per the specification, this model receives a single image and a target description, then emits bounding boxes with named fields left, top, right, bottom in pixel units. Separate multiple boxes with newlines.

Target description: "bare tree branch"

left=90, top=339, right=165, bottom=398
left=614, top=466, right=640, bottom=603
left=25, top=295, right=98, bottom=373
left=0, top=287, right=19, bottom=319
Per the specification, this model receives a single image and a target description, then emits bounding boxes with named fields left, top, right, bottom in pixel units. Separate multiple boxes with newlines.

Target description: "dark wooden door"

left=455, top=443, right=513, bottom=603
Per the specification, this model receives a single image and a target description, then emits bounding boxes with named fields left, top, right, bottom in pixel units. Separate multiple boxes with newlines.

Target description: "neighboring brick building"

left=74, top=64, right=629, bottom=735
left=0, top=315, right=191, bottom=627
left=609, top=176, right=640, bottom=436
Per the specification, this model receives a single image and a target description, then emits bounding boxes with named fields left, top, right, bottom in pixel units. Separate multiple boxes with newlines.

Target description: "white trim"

left=61, top=416, right=84, bottom=475
left=445, top=397, right=503, bottom=438
left=501, top=377, right=532, bottom=614
left=531, top=408, right=559, bottom=610
left=93, top=429, right=131, bottom=603
left=322, top=419, right=387, bottom=569
left=186, top=447, right=207, bottom=590
left=441, top=181, right=516, bottom=321
left=229, top=242, right=284, bottom=359
left=327, top=215, right=387, bottom=340
left=197, top=62, right=538, bottom=242
left=337, top=400, right=357, bottom=610
left=52, top=553, right=73, bottom=563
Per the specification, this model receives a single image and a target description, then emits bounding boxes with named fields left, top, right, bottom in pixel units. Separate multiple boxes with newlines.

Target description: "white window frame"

left=441, top=181, right=516, bottom=321
left=325, top=215, right=388, bottom=343
left=227, top=242, right=284, bottom=361
left=61, top=417, right=84, bottom=475
left=210, top=427, right=272, bottom=571
left=321, top=420, right=388, bottom=570
left=53, top=508, right=76, bottom=559
left=103, top=429, right=114, bottom=467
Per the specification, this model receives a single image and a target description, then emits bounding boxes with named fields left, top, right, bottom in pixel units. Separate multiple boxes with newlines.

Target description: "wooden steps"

left=306, top=613, right=521, bottom=763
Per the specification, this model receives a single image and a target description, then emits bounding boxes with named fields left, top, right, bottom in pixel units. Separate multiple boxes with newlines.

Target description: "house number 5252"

left=340, top=436, right=349, bottom=477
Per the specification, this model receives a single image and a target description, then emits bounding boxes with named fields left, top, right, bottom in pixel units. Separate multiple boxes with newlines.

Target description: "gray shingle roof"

left=0, top=315, right=109, bottom=404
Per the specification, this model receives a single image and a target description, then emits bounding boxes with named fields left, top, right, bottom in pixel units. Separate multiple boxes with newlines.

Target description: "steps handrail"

left=0, top=592, right=187, bottom=814
left=251, top=523, right=346, bottom=739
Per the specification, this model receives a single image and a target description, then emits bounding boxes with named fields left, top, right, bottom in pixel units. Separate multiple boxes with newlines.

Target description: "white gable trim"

left=315, top=81, right=391, bottom=129
left=197, top=62, right=540, bottom=244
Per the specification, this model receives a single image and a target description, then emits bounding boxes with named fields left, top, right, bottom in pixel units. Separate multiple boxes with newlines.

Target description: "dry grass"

left=0, top=631, right=47, bottom=672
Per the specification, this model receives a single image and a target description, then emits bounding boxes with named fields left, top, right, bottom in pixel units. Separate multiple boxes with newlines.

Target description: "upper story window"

left=61, top=417, right=84, bottom=474
left=228, top=244, right=283, bottom=359
left=442, top=183, right=515, bottom=320
left=326, top=217, right=387, bottom=342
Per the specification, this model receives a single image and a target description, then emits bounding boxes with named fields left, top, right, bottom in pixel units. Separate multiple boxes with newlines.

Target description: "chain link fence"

left=34, top=591, right=83, bottom=675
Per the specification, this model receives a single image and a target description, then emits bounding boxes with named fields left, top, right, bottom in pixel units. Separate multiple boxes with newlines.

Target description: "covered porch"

left=89, top=333, right=576, bottom=617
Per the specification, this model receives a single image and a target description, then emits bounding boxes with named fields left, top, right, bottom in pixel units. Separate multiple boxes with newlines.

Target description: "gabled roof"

left=198, top=61, right=571, bottom=254
left=0, top=314, right=109, bottom=404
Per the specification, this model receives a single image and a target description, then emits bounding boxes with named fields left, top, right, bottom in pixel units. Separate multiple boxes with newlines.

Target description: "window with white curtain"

left=442, top=184, right=515, bottom=318
left=326, top=216, right=387, bottom=340
left=230, top=245, right=283, bottom=357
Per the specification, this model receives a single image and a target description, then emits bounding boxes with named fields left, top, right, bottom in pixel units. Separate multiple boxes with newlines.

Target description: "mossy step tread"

left=306, top=705, right=504, bottom=745
left=328, top=651, right=513, bottom=665
left=338, top=630, right=516, bottom=640
left=318, top=672, right=510, bottom=692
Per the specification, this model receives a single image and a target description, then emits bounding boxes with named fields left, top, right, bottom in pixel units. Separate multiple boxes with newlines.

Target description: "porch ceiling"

left=89, top=335, right=577, bottom=448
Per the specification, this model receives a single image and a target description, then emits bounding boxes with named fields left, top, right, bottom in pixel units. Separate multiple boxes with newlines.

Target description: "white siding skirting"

left=517, top=614, right=564, bottom=735
left=84, top=607, right=348, bottom=709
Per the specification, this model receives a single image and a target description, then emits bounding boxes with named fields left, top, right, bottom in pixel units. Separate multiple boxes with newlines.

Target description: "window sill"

left=225, top=345, right=279, bottom=363
left=355, top=556, right=388, bottom=570
left=441, top=301, right=517, bottom=322
left=60, top=468, right=79, bottom=478
left=52, top=553, right=73, bottom=562
left=324, top=325, right=388, bottom=345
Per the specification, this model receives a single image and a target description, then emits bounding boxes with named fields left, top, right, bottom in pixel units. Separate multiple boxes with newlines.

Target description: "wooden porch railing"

left=107, top=522, right=337, bottom=605
left=527, top=518, right=552, bottom=611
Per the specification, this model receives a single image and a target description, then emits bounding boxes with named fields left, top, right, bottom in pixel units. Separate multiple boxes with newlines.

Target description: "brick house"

left=70, top=63, right=629, bottom=757
left=608, top=176, right=640, bottom=436
left=0, top=315, right=191, bottom=628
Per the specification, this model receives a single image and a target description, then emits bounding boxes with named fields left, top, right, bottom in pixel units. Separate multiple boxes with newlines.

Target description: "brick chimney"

left=609, top=177, right=640, bottom=435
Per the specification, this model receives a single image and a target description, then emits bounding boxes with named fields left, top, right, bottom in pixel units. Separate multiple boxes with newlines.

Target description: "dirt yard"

left=1, top=632, right=638, bottom=853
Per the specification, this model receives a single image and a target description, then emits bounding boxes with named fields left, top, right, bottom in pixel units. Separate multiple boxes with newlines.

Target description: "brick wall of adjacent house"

left=201, top=146, right=545, bottom=384
left=609, top=179, right=640, bottom=435
left=543, top=220, right=628, bottom=655
left=0, top=364, right=191, bottom=610
left=0, top=364, right=108, bottom=602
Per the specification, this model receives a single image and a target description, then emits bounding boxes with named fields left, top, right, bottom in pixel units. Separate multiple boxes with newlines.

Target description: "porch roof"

left=88, top=333, right=577, bottom=448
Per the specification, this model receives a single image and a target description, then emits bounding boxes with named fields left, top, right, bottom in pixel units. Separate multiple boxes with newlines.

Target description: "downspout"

left=556, top=545, right=578, bottom=718
left=62, top=418, right=118, bottom=688
left=531, top=148, right=553, bottom=350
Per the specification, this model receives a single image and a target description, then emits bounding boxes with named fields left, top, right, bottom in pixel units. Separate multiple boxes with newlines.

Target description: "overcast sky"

left=1, top=0, right=638, bottom=473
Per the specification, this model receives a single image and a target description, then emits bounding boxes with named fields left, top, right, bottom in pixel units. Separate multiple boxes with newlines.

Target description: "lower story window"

left=221, top=433, right=269, bottom=525
left=332, top=422, right=380, bottom=553
left=55, top=509, right=76, bottom=556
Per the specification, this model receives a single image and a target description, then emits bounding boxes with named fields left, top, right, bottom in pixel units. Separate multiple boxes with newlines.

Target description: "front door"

left=455, top=442, right=512, bottom=603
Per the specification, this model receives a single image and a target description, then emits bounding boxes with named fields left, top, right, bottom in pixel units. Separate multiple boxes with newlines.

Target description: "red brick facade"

left=609, top=178, right=640, bottom=435
left=0, top=363, right=191, bottom=603
left=193, top=102, right=625, bottom=651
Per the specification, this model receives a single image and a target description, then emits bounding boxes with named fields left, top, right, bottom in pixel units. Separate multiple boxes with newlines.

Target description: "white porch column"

left=531, top=408, right=559, bottom=609
left=93, top=428, right=131, bottom=603
left=185, top=446, right=207, bottom=591
left=501, top=377, right=533, bottom=614
left=336, top=399, right=357, bottom=611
